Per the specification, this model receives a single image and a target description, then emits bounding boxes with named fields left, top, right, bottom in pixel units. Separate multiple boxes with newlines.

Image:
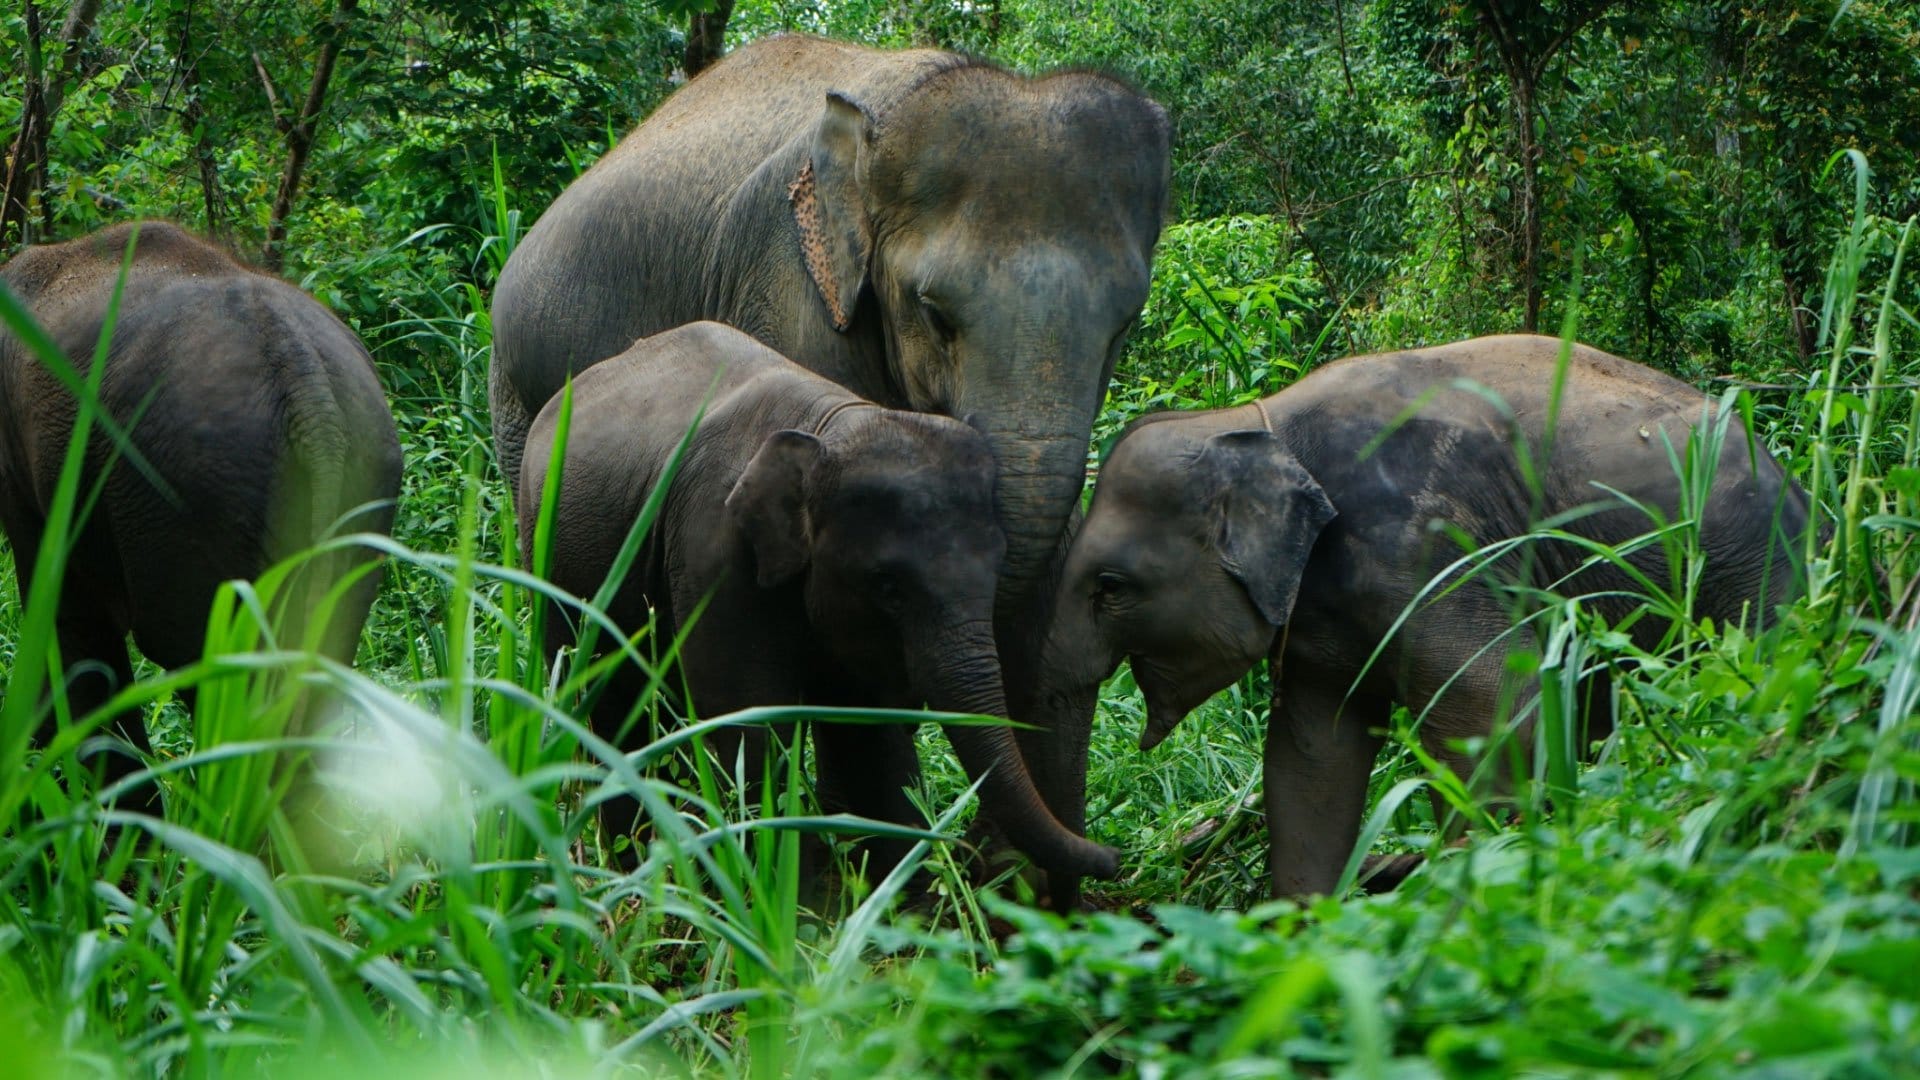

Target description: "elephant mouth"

left=1134, top=655, right=1214, bottom=752
left=1138, top=694, right=1186, bottom=752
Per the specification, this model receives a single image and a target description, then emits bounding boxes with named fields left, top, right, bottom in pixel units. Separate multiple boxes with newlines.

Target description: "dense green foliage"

left=3, top=0, right=1918, bottom=1075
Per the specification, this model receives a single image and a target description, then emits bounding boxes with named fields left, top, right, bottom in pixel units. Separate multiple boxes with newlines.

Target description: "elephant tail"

left=490, top=365, right=532, bottom=506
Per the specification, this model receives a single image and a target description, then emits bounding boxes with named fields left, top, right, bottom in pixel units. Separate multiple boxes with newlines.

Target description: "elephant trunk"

left=1022, top=568, right=1122, bottom=912
left=915, top=615, right=1120, bottom=883
left=943, top=303, right=1121, bottom=901
left=961, top=387, right=1100, bottom=750
left=979, top=418, right=1091, bottom=624
left=1025, top=653, right=1106, bottom=912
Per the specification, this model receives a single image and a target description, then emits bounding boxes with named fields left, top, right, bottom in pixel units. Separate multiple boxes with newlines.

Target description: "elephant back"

left=1274, top=334, right=1809, bottom=638
left=591, top=35, right=967, bottom=196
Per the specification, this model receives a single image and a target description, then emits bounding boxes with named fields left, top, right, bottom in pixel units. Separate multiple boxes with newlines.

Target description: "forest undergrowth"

left=4, top=0, right=1920, bottom=1072
left=1, top=154, right=1915, bottom=1076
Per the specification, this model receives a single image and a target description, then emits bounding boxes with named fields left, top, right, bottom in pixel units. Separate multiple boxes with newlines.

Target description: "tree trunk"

left=1705, top=6, right=1745, bottom=253
left=682, top=0, right=735, bottom=80
left=46, top=0, right=103, bottom=118
left=264, top=0, right=360, bottom=272
left=1774, top=217, right=1819, bottom=362
left=5, top=0, right=109, bottom=252
left=1620, top=196, right=1661, bottom=358
left=1469, top=0, right=1616, bottom=333
left=56, top=0, right=102, bottom=72
left=173, top=3, right=225, bottom=240
left=3, top=1, right=50, bottom=253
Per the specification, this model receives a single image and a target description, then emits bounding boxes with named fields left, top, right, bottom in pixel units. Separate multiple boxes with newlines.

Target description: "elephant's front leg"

left=813, top=720, right=924, bottom=880
left=1263, top=674, right=1386, bottom=900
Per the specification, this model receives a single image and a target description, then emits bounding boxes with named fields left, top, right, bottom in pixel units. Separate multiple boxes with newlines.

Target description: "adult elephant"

left=490, top=33, right=1171, bottom=878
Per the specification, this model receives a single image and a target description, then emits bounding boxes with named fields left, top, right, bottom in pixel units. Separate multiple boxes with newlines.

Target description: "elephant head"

left=785, top=68, right=1172, bottom=679
left=724, top=407, right=1120, bottom=881
left=1033, top=422, right=1336, bottom=897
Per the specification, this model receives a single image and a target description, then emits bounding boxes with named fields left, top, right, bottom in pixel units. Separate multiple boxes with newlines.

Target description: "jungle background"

left=2, top=0, right=1918, bottom=1075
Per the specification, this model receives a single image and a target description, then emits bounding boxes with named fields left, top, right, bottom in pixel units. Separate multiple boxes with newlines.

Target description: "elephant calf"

left=1036, top=334, right=1812, bottom=900
left=518, top=320, right=1117, bottom=883
left=0, top=222, right=402, bottom=804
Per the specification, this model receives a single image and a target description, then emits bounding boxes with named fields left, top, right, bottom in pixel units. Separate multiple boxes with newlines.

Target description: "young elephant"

left=0, top=222, right=403, bottom=804
left=1036, top=334, right=1811, bottom=901
left=517, top=321, right=1118, bottom=885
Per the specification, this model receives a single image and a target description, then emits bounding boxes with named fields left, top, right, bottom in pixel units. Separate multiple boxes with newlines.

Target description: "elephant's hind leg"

left=1264, top=674, right=1388, bottom=899
left=52, top=589, right=159, bottom=813
left=1419, top=660, right=1616, bottom=834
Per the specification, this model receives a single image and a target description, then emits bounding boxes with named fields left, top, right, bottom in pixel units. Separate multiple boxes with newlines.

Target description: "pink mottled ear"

left=789, top=91, right=872, bottom=332
left=725, top=430, right=822, bottom=587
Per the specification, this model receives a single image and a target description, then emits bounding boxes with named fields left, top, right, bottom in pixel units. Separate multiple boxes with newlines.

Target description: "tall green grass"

left=2, top=156, right=1915, bottom=1076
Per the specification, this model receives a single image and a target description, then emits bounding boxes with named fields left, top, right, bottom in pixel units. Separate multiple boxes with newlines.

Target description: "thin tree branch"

left=1306, top=169, right=1448, bottom=216
left=264, top=0, right=359, bottom=271
left=1537, top=0, right=1617, bottom=77
left=253, top=51, right=291, bottom=134
left=1249, top=142, right=1348, bottom=315
left=1331, top=0, right=1356, bottom=97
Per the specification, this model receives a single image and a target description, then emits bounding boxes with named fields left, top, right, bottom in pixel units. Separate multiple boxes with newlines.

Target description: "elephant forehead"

left=870, top=86, right=1166, bottom=233
left=1102, top=425, right=1208, bottom=501
left=829, top=460, right=997, bottom=519
left=883, top=159, right=1158, bottom=244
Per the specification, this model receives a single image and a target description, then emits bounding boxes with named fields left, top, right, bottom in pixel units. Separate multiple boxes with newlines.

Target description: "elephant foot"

left=954, top=815, right=1099, bottom=911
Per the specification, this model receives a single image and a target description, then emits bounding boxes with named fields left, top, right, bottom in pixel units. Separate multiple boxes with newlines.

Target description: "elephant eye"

left=1093, top=571, right=1132, bottom=599
left=918, top=294, right=956, bottom=345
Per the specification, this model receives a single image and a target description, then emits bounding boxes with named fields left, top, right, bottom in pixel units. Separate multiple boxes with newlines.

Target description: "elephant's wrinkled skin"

left=491, top=35, right=1171, bottom=873
left=517, top=321, right=1119, bottom=883
left=1038, top=335, right=1812, bottom=900
left=0, top=222, right=403, bottom=801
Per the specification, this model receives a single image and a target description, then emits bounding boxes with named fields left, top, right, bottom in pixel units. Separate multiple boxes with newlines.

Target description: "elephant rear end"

left=85, top=272, right=401, bottom=677
left=1, top=223, right=401, bottom=772
left=249, top=280, right=403, bottom=673
left=1538, top=390, right=1814, bottom=644
left=1693, top=422, right=1813, bottom=631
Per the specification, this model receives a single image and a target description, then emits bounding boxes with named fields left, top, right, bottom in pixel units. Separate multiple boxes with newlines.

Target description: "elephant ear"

left=1199, top=430, right=1337, bottom=627
left=725, top=430, right=823, bottom=588
left=788, top=91, right=873, bottom=333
